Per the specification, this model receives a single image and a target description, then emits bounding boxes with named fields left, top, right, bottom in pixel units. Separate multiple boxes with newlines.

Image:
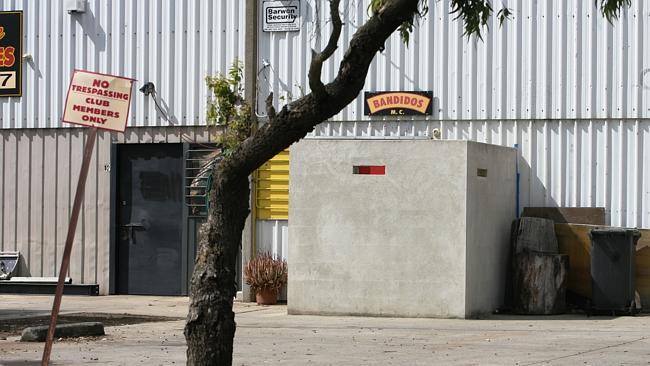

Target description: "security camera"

left=139, top=82, right=155, bottom=96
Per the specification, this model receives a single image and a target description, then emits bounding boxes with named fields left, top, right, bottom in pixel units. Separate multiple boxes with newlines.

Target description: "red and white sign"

left=62, top=70, right=135, bottom=132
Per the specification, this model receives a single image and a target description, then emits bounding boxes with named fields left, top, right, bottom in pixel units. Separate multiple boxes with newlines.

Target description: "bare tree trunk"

left=184, top=1, right=421, bottom=364
left=185, top=170, right=250, bottom=365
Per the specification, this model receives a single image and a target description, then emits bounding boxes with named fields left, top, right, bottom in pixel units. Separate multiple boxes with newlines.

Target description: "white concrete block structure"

left=288, top=139, right=515, bottom=318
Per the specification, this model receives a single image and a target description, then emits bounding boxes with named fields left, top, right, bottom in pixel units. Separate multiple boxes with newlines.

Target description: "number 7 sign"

left=0, top=11, right=21, bottom=97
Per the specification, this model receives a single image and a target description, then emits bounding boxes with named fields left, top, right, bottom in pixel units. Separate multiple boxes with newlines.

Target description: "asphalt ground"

left=1, top=295, right=649, bottom=365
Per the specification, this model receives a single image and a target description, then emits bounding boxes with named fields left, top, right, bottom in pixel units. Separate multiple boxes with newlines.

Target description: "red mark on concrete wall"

left=353, top=165, right=386, bottom=175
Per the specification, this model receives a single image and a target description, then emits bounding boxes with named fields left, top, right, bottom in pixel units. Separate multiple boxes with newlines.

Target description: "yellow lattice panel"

left=255, top=150, right=289, bottom=220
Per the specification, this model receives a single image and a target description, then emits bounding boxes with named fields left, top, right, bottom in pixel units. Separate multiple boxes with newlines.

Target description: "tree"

left=184, top=0, right=631, bottom=364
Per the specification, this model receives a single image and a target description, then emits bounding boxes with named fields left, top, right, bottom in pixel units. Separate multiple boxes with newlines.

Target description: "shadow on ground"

left=482, top=312, right=650, bottom=321
left=0, top=312, right=183, bottom=338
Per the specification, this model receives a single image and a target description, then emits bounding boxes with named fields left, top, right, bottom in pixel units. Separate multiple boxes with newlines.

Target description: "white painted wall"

left=288, top=139, right=515, bottom=318
left=465, top=142, right=518, bottom=315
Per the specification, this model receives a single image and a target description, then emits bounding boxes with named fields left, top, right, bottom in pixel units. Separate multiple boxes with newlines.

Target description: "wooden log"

left=505, top=217, right=560, bottom=309
left=513, top=217, right=558, bottom=254
left=513, top=252, right=569, bottom=315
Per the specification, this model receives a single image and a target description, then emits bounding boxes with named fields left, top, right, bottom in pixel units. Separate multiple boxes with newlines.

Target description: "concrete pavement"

left=1, top=295, right=649, bottom=365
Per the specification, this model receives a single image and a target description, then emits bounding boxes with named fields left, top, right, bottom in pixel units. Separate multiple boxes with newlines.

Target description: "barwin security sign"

left=263, top=1, right=300, bottom=32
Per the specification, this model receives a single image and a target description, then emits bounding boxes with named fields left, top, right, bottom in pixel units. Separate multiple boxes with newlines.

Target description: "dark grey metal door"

left=117, top=144, right=183, bottom=295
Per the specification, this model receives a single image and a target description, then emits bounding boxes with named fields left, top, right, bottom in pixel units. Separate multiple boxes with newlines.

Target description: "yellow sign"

left=62, top=70, right=135, bottom=132
left=0, top=11, right=22, bottom=96
left=364, top=91, right=433, bottom=116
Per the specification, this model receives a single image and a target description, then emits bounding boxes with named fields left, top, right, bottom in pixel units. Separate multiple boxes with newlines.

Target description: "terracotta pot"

left=255, top=287, right=278, bottom=305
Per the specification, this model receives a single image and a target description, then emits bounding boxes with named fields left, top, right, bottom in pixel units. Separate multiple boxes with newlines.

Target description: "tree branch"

left=308, top=0, right=343, bottom=99
left=215, top=0, right=420, bottom=182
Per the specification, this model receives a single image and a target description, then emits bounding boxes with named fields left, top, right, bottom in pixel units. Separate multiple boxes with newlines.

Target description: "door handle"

left=121, top=223, right=146, bottom=245
left=122, top=223, right=145, bottom=229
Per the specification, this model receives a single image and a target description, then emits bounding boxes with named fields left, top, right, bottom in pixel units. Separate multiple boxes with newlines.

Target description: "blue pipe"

left=514, top=143, right=520, bottom=218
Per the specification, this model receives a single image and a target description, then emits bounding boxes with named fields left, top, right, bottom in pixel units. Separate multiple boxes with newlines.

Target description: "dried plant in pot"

left=244, top=253, right=288, bottom=305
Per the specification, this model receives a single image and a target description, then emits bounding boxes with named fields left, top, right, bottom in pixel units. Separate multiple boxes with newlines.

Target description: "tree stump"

left=505, top=217, right=560, bottom=309
left=514, top=251, right=569, bottom=314
left=513, top=217, right=558, bottom=254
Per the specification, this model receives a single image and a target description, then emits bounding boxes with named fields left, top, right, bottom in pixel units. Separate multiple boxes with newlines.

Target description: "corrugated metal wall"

left=0, top=128, right=110, bottom=286
left=0, top=0, right=245, bottom=129
left=256, top=220, right=288, bottom=261
left=0, top=126, right=218, bottom=294
left=258, top=0, right=650, bottom=121
left=308, top=119, right=650, bottom=228
left=3, top=0, right=650, bottom=284
left=258, top=0, right=650, bottom=228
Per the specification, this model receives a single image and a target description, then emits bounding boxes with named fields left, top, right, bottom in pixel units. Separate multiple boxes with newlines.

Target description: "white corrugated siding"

left=258, top=0, right=650, bottom=121
left=258, top=0, right=650, bottom=228
left=0, top=0, right=245, bottom=129
left=256, top=220, right=288, bottom=261
left=307, top=119, right=650, bottom=228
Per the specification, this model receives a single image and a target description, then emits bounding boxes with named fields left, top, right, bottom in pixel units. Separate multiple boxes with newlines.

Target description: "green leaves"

left=496, top=6, right=512, bottom=27
left=205, top=60, right=252, bottom=157
left=398, top=21, right=414, bottom=46
left=598, top=0, right=631, bottom=23
left=369, top=0, right=630, bottom=45
left=449, top=0, right=628, bottom=40
left=367, top=0, right=383, bottom=14
left=450, top=0, right=494, bottom=40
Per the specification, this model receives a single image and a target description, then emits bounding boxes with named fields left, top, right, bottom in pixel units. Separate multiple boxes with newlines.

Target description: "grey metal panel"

left=257, top=0, right=650, bottom=121
left=0, top=0, right=245, bottom=129
left=0, top=126, right=216, bottom=294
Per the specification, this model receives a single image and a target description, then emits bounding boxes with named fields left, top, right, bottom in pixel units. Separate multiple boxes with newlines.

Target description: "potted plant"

left=244, top=253, right=288, bottom=305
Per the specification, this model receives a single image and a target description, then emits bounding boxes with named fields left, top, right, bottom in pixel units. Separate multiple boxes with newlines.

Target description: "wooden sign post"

left=42, top=70, right=134, bottom=366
